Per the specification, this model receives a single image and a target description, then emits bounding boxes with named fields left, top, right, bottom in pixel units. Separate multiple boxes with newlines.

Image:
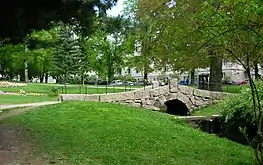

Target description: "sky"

left=106, top=0, right=124, bottom=17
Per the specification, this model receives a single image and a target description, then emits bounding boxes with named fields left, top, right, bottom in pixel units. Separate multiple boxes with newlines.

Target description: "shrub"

left=218, top=82, right=263, bottom=144
left=48, top=87, right=59, bottom=98
left=123, top=75, right=136, bottom=82
left=68, top=76, right=81, bottom=84
left=84, top=75, right=98, bottom=85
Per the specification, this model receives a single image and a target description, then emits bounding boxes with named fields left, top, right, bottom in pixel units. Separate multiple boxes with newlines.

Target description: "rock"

left=151, top=81, right=159, bottom=88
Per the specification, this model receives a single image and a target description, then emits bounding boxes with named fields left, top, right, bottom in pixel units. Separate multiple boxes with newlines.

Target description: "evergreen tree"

left=52, top=24, right=83, bottom=92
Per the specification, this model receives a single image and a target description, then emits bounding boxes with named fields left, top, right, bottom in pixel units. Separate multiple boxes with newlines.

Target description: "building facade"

left=119, top=61, right=262, bottom=83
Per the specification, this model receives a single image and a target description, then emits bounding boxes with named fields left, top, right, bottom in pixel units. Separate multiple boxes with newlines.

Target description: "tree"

left=85, top=30, right=123, bottom=82
left=173, top=0, right=263, bottom=163
left=0, top=0, right=117, bottom=44
left=25, top=28, right=57, bottom=83
left=52, top=24, right=83, bottom=92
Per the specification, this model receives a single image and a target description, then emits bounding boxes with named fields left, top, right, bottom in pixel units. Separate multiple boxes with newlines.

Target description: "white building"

left=119, top=60, right=262, bottom=83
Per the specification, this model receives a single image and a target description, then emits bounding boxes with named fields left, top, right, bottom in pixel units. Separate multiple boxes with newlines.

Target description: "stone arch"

left=164, top=99, right=190, bottom=116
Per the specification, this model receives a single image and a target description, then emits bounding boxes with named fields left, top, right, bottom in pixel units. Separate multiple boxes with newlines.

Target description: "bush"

left=217, top=82, right=263, bottom=144
left=68, top=76, right=81, bottom=84
left=48, top=87, right=59, bottom=98
left=123, top=75, right=136, bottom=82
left=84, top=75, right=98, bottom=85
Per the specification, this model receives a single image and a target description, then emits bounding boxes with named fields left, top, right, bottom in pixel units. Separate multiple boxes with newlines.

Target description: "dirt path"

left=0, top=101, right=62, bottom=165
left=0, top=124, right=50, bottom=165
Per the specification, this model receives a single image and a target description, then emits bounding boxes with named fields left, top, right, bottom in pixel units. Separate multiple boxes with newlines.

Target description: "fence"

left=59, top=84, right=138, bottom=95
left=58, top=81, right=244, bottom=95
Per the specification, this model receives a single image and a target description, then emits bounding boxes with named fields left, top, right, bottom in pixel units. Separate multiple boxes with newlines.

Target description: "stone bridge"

left=59, top=83, right=232, bottom=114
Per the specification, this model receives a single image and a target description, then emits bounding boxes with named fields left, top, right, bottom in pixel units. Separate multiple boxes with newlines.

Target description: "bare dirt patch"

left=0, top=124, right=49, bottom=165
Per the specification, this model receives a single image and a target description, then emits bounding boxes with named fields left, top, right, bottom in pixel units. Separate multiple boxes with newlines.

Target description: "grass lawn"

left=192, top=104, right=222, bottom=116
left=5, top=101, right=254, bottom=165
left=222, top=85, right=243, bottom=93
left=189, top=84, right=243, bottom=93
left=0, top=95, right=56, bottom=105
left=0, top=83, right=131, bottom=94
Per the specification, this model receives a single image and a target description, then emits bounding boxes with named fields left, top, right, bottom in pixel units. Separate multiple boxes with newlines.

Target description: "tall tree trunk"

left=24, top=44, right=29, bottom=83
left=40, top=73, right=44, bottom=83
left=64, top=73, right=67, bottom=94
left=24, top=60, right=29, bottom=83
left=253, top=61, right=260, bottom=80
left=143, top=69, right=148, bottom=85
left=81, top=71, right=85, bottom=85
left=45, top=73, right=48, bottom=83
left=190, top=69, right=195, bottom=85
left=107, top=67, right=113, bottom=84
left=209, top=51, right=222, bottom=91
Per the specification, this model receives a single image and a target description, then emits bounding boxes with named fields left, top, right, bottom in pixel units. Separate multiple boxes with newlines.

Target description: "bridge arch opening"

left=164, top=99, right=190, bottom=116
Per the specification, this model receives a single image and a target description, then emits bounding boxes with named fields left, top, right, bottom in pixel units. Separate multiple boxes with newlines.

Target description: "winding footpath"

left=0, top=101, right=61, bottom=120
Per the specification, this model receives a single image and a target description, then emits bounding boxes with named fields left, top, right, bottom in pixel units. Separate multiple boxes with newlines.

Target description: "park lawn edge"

left=4, top=101, right=255, bottom=165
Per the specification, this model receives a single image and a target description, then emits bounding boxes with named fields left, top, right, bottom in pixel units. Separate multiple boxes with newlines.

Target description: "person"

left=186, top=78, right=189, bottom=85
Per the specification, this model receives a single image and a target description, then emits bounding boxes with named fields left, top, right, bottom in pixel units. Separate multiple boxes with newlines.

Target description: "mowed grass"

left=5, top=102, right=254, bottom=165
left=0, top=95, right=56, bottom=104
left=0, top=83, right=130, bottom=94
left=189, top=84, right=243, bottom=93
left=192, top=104, right=222, bottom=116
left=222, top=85, right=243, bottom=93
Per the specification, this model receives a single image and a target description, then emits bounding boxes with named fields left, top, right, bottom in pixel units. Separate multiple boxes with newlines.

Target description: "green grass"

left=192, top=104, right=222, bottom=116
left=0, top=83, right=132, bottom=94
left=0, top=95, right=56, bottom=104
left=222, top=85, right=243, bottom=93
left=5, top=102, right=254, bottom=165
left=189, top=84, right=243, bottom=93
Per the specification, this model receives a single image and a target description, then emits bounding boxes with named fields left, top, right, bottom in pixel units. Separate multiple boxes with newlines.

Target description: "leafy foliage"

left=213, top=82, right=263, bottom=144
left=52, top=24, right=84, bottom=85
left=0, top=0, right=117, bottom=43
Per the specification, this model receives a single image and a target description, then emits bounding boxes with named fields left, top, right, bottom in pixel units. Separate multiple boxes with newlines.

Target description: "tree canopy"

left=0, top=0, right=117, bottom=43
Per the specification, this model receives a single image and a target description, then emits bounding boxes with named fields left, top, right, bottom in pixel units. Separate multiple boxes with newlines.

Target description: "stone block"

left=60, top=94, right=87, bottom=101
left=100, top=92, right=135, bottom=102
left=149, top=86, right=169, bottom=97
left=209, top=91, right=223, bottom=99
left=177, top=93, right=191, bottom=104
left=99, top=94, right=116, bottom=102
left=146, top=99, right=154, bottom=105
left=170, top=86, right=179, bottom=93
left=165, top=93, right=178, bottom=101
left=135, top=99, right=142, bottom=103
left=159, top=95, right=167, bottom=104
left=193, top=89, right=211, bottom=98
left=177, top=85, right=194, bottom=95
left=142, top=105, right=160, bottom=111
left=153, top=99, right=162, bottom=108
left=152, top=81, right=159, bottom=88
left=85, top=95, right=100, bottom=101
left=132, top=103, right=142, bottom=107
left=134, top=89, right=150, bottom=99
left=141, top=99, right=147, bottom=105
left=125, top=100, right=134, bottom=103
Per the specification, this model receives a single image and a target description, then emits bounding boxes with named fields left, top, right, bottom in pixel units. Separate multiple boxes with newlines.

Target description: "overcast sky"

left=106, top=0, right=124, bottom=17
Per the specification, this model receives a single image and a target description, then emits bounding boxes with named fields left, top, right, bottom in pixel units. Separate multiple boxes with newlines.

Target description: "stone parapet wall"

left=58, top=85, right=233, bottom=111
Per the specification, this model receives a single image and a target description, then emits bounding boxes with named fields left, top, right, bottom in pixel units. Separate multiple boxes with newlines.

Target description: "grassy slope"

left=5, top=102, right=254, bottom=165
left=0, top=95, right=56, bottom=104
left=0, top=83, right=130, bottom=94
